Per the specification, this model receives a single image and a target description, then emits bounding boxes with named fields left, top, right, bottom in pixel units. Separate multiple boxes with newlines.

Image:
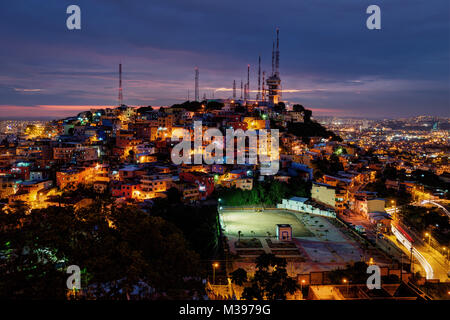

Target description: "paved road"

left=391, top=224, right=434, bottom=279
left=414, top=242, right=449, bottom=282
left=420, top=200, right=450, bottom=218
left=390, top=224, right=449, bottom=282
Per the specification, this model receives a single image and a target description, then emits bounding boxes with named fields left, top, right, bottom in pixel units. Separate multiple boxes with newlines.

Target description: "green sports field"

left=220, top=209, right=314, bottom=238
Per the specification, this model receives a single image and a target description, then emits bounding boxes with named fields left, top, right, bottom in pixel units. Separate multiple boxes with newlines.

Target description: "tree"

left=312, top=154, right=344, bottom=177
left=303, top=109, right=312, bottom=123
left=327, top=262, right=369, bottom=284
left=127, top=149, right=135, bottom=163
left=273, top=102, right=286, bottom=114
left=166, top=187, right=182, bottom=203
left=217, top=180, right=294, bottom=207
left=150, top=198, right=219, bottom=259
left=205, top=101, right=224, bottom=111
left=292, top=104, right=305, bottom=113
left=171, top=101, right=203, bottom=112
left=137, top=106, right=153, bottom=114
left=0, top=201, right=203, bottom=299
left=234, top=104, right=246, bottom=114
left=286, top=120, right=342, bottom=143
left=229, top=268, right=247, bottom=286
left=236, top=253, right=299, bottom=300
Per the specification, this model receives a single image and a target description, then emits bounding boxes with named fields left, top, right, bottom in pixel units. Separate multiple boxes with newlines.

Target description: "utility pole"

left=275, top=28, right=280, bottom=77
left=194, top=67, right=199, bottom=101
left=262, top=71, right=266, bottom=102
left=240, top=80, right=243, bottom=100
left=118, top=63, right=123, bottom=106
left=400, top=254, right=403, bottom=278
left=247, top=64, right=250, bottom=101
left=271, top=41, right=275, bottom=76
left=257, top=55, right=261, bottom=101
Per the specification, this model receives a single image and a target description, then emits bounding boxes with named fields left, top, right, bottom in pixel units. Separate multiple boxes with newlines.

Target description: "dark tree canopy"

left=218, top=179, right=311, bottom=207
left=171, top=101, right=204, bottom=112
left=273, top=102, right=286, bottom=114
left=137, top=106, right=154, bottom=114
left=205, top=101, right=224, bottom=111
left=231, top=253, right=299, bottom=300
left=229, top=268, right=247, bottom=286
left=0, top=200, right=203, bottom=299
left=292, top=104, right=305, bottom=112
left=287, top=121, right=342, bottom=143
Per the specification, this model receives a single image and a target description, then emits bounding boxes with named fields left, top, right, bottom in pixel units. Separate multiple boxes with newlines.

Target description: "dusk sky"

left=0, top=0, right=449, bottom=119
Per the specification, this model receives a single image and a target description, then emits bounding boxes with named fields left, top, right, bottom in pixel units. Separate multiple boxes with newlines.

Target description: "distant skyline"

left=0, top=0, right=449, bottom=119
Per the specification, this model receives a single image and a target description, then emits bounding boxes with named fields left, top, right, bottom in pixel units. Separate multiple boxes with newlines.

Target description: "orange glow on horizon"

left=0, top=105, right=112, bottom=118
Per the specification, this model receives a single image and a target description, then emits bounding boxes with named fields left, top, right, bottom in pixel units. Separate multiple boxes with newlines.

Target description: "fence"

left=297, top=267, right=413, bottom=286
left=277, top=199, right=336, bottom=218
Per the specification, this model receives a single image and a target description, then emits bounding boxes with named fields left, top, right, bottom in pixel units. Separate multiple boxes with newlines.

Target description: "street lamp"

left=212, top=262, right=219, bottom=284
left=343, top=278, right=349, bottom=295
left=425, top=232, right=431, bottom=246
left=391, top=200, right=397, bottom=221
left=443, top=247, right=449, bottom=261
left=301, top=279, right=305, bottom=291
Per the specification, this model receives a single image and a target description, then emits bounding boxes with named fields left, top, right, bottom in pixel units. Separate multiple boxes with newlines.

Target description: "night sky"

left=0, top=0, right=449, bottom=119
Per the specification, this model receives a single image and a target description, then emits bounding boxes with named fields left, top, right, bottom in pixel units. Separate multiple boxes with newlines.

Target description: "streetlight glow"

left=212, top=262, right=219, bottom=284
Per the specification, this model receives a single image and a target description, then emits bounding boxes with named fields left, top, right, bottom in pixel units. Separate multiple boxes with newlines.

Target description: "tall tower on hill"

left=118, top=63, right=123, bottom=106
left=266, top=28, right=282, bottom=105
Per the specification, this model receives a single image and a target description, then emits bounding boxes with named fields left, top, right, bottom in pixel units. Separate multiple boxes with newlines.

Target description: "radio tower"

left=194, top=67, right=199, bottom=101
left=271, top=42, right=275, bottom=76
left=266, top=28, right=281, bottom=104
left=262, top=71, right=266, bottom=102
left=233, top=80, right=236, bottom=99
left=275, top=28, right=280, bottom=77
left=257, top=56, right=261, bottom=101
left=240, top=80, right=243, bottom=99
left=118, top=63, right=123, bottom=106
left=247, top=64, right=250, bottom=100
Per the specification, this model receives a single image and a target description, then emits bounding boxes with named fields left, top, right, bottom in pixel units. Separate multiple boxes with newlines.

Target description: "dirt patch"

left=266, top=238, right=297, bottom=248
left=235, top=238, right=263, bottom=248
left=236, top=249, right=266, bottom=256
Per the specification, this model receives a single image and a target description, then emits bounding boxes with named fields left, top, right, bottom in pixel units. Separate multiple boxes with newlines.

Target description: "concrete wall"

left=311, top=184, right=336, bottom=208
left=277, top=199, right=336, bottom=218
left=368, top=199, right=386, bottom=213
